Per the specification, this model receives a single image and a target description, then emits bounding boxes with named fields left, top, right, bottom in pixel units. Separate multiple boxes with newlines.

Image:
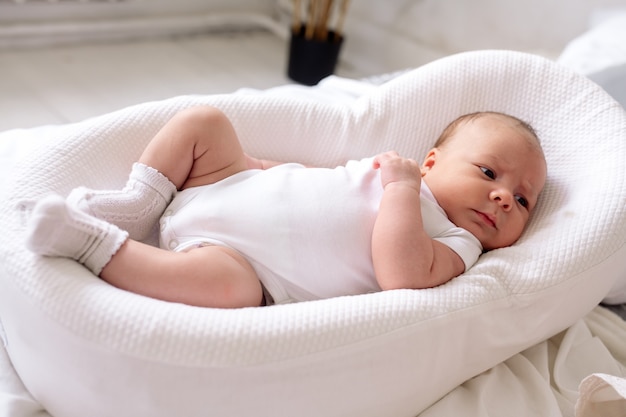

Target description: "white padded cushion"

left=558, top=13, right=626, bottom=75
left=1, top=50, right=625, bottom=417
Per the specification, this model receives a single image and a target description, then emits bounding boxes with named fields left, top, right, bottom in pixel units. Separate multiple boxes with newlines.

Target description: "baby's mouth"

left=475, top=210, right=496, bottom=228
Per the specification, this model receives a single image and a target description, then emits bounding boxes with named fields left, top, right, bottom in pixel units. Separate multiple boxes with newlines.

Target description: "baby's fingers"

left=372, top=151, right=400, bottom=169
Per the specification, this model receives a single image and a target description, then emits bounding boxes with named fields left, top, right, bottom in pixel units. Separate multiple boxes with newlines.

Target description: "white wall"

left=2, top=0, right=624, bottom=75
left=0, top=0, right=275, bottom=23
left=340, top=0, right=626, bottom=74
left=0, top=0, right=281, bottom=50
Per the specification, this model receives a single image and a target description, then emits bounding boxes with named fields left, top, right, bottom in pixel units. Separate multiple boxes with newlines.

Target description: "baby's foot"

left=67, top=163, right=176, bottom=241
left=26, top=194, right=128, bottom=276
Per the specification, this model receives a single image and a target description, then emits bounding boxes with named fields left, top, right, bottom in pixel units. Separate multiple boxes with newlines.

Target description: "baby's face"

left=421, top=114, right=547, bottom=250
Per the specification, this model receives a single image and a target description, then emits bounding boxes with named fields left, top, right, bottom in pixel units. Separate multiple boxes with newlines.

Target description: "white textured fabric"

left=576, top=373, right=626, bottom=417
left=2, top=306, right=624, bottom=417
left=0, top=50, right=625, bottom=417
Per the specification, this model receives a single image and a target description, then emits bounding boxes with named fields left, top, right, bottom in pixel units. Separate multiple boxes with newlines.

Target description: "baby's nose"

left=490, top=190, right=512, bottom=210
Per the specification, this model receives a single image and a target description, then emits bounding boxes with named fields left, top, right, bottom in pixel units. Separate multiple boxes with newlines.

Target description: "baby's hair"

left=434, top=111, right=540, bottom=149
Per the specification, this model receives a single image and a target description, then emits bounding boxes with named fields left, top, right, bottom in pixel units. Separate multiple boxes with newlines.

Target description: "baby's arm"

left=371, top=151, right=464, bottom=290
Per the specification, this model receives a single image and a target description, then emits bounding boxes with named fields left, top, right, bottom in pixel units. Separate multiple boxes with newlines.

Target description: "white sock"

left=26, top=194, right=129, bottom=276
left=67, top=163, right=176, bottom=241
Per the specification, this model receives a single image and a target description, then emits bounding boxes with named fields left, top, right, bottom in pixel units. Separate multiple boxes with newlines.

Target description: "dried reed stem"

left=292, top=0, right=302, bottom=33
left=294, top=0, right=350, bottom=41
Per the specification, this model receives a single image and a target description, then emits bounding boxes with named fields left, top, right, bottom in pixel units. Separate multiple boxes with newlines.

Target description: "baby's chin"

left=481, top=236, right=521, bottom=252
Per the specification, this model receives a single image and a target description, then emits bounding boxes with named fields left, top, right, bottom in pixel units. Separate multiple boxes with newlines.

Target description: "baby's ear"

left=421, top=149, right=438, bottom=174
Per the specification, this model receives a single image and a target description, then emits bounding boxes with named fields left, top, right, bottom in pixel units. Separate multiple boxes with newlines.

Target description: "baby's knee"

left=175, top=105, right=229, bottom=129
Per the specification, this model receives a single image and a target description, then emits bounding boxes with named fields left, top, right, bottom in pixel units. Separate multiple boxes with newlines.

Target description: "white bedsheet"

left=424, top=307, right=626, bottom=417
left=1, top=72, right=625, bottom=417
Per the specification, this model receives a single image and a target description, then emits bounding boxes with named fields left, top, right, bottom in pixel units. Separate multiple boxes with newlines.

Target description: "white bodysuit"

left=159, top=157, right=482, bottom=304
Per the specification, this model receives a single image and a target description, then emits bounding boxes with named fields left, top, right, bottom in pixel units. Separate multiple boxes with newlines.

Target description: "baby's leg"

left=101, top=242, right=263, bottom=308
left=69, top=106, right=249, bottom=240
left=138, top=105, right=250, bottom=190
left=27, top=195, right=262, bottom=308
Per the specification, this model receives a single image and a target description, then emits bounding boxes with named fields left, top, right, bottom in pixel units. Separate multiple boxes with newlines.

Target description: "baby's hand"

left=372, top=151, right=421, bottom=191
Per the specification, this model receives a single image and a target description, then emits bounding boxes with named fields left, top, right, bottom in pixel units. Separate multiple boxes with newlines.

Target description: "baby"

left=26, top=106, right=547, bottom=308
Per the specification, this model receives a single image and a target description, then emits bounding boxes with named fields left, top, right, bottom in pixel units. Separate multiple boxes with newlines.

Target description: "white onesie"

left=159, top=157, right=482, bottom=304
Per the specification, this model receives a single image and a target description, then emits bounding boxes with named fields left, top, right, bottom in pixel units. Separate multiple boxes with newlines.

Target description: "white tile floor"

left=0, top=30, right=366, bottom=132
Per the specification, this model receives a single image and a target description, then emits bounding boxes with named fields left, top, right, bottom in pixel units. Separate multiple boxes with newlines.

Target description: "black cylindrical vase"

left=287, top=28, right=344, bottom=86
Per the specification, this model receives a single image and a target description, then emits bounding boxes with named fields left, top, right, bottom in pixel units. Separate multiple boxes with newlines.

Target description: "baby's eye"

left=515, top=195, right=529, bottom=208
left=480, top=166, right=496, bottom=179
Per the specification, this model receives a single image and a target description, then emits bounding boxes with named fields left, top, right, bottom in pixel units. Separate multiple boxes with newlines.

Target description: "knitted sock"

left=26, top=194, right=129, bottom=276
left=67, top=163, right=176, bottom=241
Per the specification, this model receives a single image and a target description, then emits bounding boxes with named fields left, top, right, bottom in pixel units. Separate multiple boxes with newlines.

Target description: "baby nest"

left=0, top=50, right=625, bottom=417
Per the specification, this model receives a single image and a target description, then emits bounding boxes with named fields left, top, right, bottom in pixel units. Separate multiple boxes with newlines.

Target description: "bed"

left=1, top=20, right=626, bottom=417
